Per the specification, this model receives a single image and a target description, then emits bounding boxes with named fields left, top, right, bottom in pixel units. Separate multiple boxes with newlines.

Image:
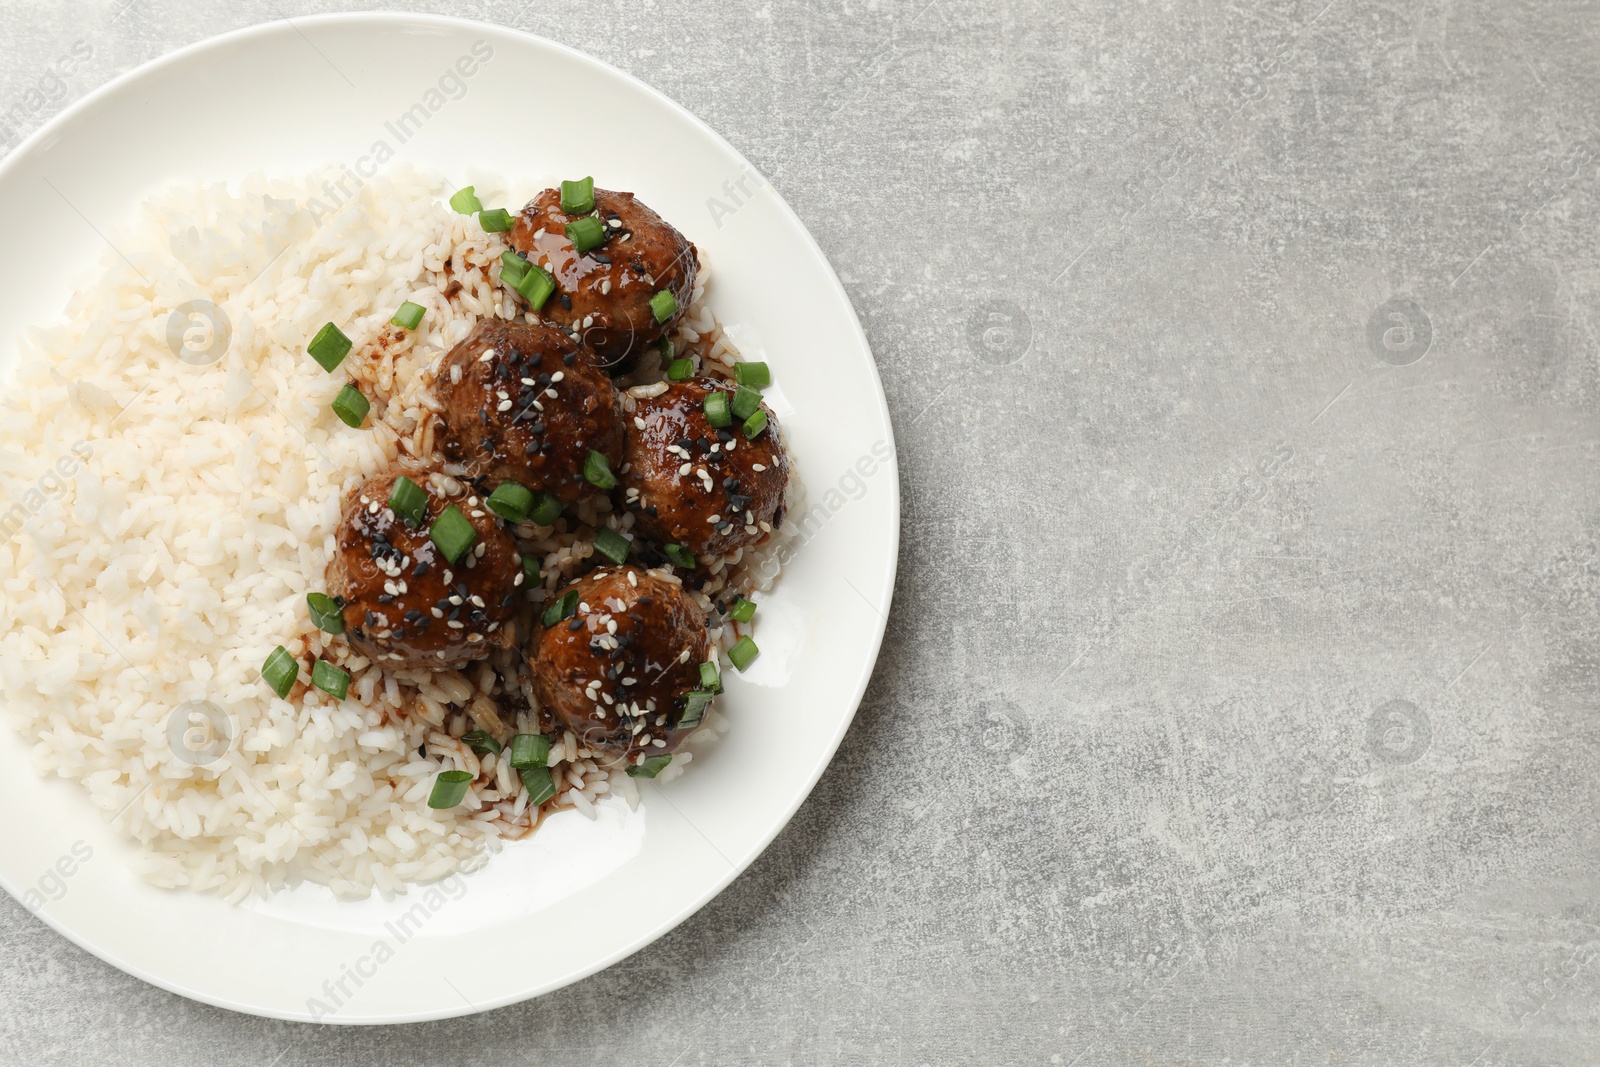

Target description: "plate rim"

left=0, top=9, right=900, bottom=1024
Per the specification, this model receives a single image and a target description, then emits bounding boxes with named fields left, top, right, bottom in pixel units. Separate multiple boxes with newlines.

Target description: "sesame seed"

left=633, top=417, right=646, bottom=430
left=545, top=388, right=559, bottom=399
left=447, top=620, right=465, bottom=629
left=497, top=400, right=513, bottom=412
left=551, top=371, right=564, bottom=382
left=752, top=463, right=766, bottom=472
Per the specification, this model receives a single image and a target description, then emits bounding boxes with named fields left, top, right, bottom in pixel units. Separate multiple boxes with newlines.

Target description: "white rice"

left=0, top=166, right=786, bottom=900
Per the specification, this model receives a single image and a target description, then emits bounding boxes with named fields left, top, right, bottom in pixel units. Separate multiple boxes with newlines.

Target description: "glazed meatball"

left=433, top=319, right=624, bottom=505
left=510, top=187, right=698, bottom=373
left=329, top=468, right=526, bottom=669
left=620, top=377, right=789, bottom=560
left=527, top=566, right=712, bottom=764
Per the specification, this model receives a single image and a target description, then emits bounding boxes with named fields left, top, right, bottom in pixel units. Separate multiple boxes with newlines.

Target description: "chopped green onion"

left=508, top=733, right=550, bottom=769
left=584, top=450, right=616, bottom=489
left=541, top=589, right=578, bottom=627
left=627, top=754, right=673, bottom=779
left=391, top=301, right=426, bottom=330
left=729, top=597, right=756, bottom=623
left=428, top=769, right=473, bottom=809
left=429, top=505, right=476, bottom=565
left=388, top=475, right=428, bottom=527
left=703, top=390, right=732, bottom=428
left=448, top=186, right=483, bottom=214
left=311, top=659, right=350, bottom=699
left=731, top=385, right=762, bottom=421
left=479, top=208, right=514, bottom=233
left=560, top=176, right=595, bottom=215
left=565, top=215, right=606, bottom=252
left=649, top=289, right=678, bottom=323
left=522, top=554, right=539, bottom=584
left=501, top=250, right=530, bottom=287
left=679, top=689, right=715, bottom=730
left=485, top=482, right=534, bottom=522
left=261, top=646, right=298, bottom=698
left=734, top=361, right=771, bottom=388
left=307, top=322, right=352, bottom=372
left=743, top=409, right=769, bottom=440
left=667, top=358, right=693, bottom=381
left=332, top=384, right=369, bottom=428
left=699, top=660, right=722, bottom=692
left=659, top=338, right=676, bottom=362
left=728, top=635, right=760, bottom=672
left=520, top=764, right=557, bottom=804
left=664, top=543, right=696, bottom=570
left=306, top=592, right=344, bottom=635
left=501, top=251, right=556, bottom=310
left=527, top=491, right=562, bottom=526
left=594, top=526, right=631, bottom=565
left=461, top=730, right=503, bottom=755
left=519, top=265, right=555, bottom=309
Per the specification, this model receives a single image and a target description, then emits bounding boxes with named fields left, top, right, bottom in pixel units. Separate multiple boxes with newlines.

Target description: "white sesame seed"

left=633, top=417, right=646, bottom=430
left=448, top=620, right=464, bottom=629
left=497, top=399, right=513, bottom=412
left=551, top=371, right=564, bottom=382
left=679, top=462, right=692, bottom=477
left=752, top=463, right=766, bottom=472
left=521, top=377, right=535, bottom=386
left=545, top=388, right=559, bottom=399
left=514, top=571, right=524, bottom=587
left=450, top=365, right=462, bottom=384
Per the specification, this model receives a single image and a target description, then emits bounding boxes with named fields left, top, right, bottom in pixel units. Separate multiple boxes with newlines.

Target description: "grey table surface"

left=3, top=0, right=1599, bottom=1063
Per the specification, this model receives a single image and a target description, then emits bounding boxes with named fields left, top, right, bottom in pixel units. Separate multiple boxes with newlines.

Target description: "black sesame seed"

left=377, top=593, right=394, bottom=604
left=563, top=352, right=577, bottom=365
left=568, top=618, right=583, bottom=631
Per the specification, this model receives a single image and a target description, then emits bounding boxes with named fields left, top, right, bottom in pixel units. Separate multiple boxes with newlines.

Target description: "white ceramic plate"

left=0, top=14, right=897, bottom=1023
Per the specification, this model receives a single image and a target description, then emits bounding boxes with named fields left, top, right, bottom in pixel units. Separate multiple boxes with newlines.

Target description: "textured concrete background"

left=3, top=0, right=1599, bottom=1063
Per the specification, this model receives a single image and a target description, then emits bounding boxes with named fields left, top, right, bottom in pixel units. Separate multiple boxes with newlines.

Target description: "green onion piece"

left=485, top=482, right=534, bottom=522
left=699, top=660, right=722, bottom=692
left=501, top=250, right=530, bottom=288
left=448, top=186, right=483, bottom=214
left=306, top=592, right=344, bottom=635
left=500, top=251, right=557, bottom=310
left=261, top=646, right=298, bottom=698
left=565, top=215, right=606, bottom=252
left=388, top=475, right=428, bottom=527
left=593, top=526, right=631, bottom=565
left=743, top=409, right=769, bottom=440
left=428, top=769, right=474, bottom=808
left=518, top=263, right=555, bottom=309
left=540, top=589, right=578, bottom=627
left=527, top=490, right=562, bottom=527
left=649, top=289, right=678, bottom=323
left=734, top=361, right=771, bottom=388
left=728, top=635, right=760, bottom=672
left=307, top=322, right=352, bottom=373
left=429, top=504, right=477, bottom=565
left=560, top=176, right=595, bottom=215
left=332, top=384, right=369, bottom=428
left=479, top=208, right=514, bottom=233
left=703, top=390, right=732, bottom=428
left=584, top=450, right=616, bottom=489
left=522, top=554, right=539, bottom=584
left=627, top=754, right=673, bottom=779
left=731, top=385, right=762, bottom=422
left=461, top=730, right=503, bottom=755
left=659, top=338, right=676, bottom=362
left=729, top=597, right=756, bottom=623
left=508, top=733, right=551, bottom=769
left=391, top=301, right=426, bottom=330
left=679, top=689, right=715, bottom=730
left=520, top=764, right=558, bottom=804
left=311, top=659, right=350, bottom=699
left=664, top=543, right=696, bottom=570
left=667, top=358, right=694, bottom=381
